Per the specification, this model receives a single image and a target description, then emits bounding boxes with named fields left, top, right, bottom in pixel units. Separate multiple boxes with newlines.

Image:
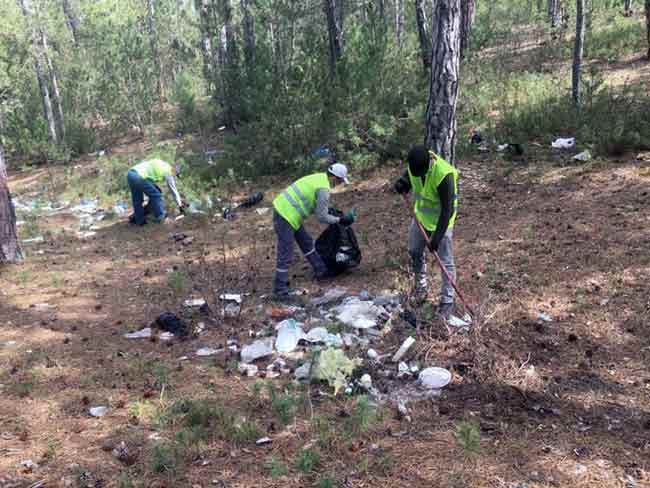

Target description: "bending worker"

left=394, top=145, right=459, bottom=318
left=272, top=163, right=355, bottom=302
left=127, top=159, right=184, bottom=225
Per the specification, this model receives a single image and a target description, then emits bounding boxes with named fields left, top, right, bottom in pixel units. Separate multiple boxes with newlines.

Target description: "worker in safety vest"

left=272, top=163, right=355, bottom=302
left=393, top=145, right=459, bottom=317
left=127, top=159, right=184, bottom=225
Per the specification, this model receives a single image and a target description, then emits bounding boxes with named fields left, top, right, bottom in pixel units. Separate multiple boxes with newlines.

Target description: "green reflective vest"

left=273, top=173, right=331, bottom=230
left=408, top=153, right=459, bottom=232
left=133, top=159, right=173, bottom=183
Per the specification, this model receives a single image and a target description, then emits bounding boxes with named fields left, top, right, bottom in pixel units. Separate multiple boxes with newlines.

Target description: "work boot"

left=411, top=274, right=429, bottom=304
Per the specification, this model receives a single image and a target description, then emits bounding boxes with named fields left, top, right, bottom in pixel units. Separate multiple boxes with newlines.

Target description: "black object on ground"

left=315, top=208, right=361, bottom=276
left=152, top=312, right=189, bottom=338
left=400, top=309, right=417, bottom=328
left=223, top=191, right=265, bottom=220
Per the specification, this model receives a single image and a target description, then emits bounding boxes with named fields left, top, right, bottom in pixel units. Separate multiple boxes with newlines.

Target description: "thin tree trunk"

left=572, top=0, right=585, bottom=104
left=336, top=0, right=345, bottom=37
left=240, top=0, right=255, bottom=70
left=415, top=0, right=431, bottom=70
left=624, top=0, right=632, bottom=16
left=460, top=0, right=476, bottom=58
left=425, top=0, right=461, bottom=164
left=62, top=0, right=81, bottom=44
left=219, top=0, right=238, bottom=127
left=195, top=0, right=214, bottom=92
left=324, top=0, right=344, bottom=78
left=379, top=0, right=385, bottom=23
left=146, top=0, right=162, bottom=98
left=41, top=32, right=65, bottom=140
left=646, top=0, right=650, bottom=59
left=396, top=0, right=404, bottom=46
left=0, top=112, right=23, bottom=264
left=548, top=0, right=559, bottom=26
left=18, top=0, right=59, bottom=145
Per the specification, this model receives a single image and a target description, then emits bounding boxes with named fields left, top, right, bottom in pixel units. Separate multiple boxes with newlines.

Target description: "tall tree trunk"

left=395, top=0, right=405, bottom=46
left=240, top=0, right=255, bottom=71
left=572, top=0, right=585, bottom=104
left=146, top=0, right=162, bottom=98
left=425, top=0, right=461, bottom=164
left=195, top=0, right=214, bottom=92
left=548, top=0, right=559, bottom=27
left=460, top=0, right=476, bottom=58
left=18, top=0, right=59, bottom=145
left=624, top=0, right=632, bottom=16
left=324, top=0, right=344, bottom=78
left=41, top=32, right=65, bottom=141
left=62, top=0, right=81, bottom=44
left=0, top=113, right=23, bottom=264
left=219, top=0, right=238, bottom=127
left=415, top=0, right=431, bottom=70
left=646, top=0, right=650, bottom=59
left=336, top=0, right=345, bottom=37
left=379, top=0, right=386, bottom=23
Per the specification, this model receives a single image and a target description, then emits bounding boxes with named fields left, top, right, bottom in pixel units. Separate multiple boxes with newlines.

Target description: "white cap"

left=328, top=163, right=349, bottom=184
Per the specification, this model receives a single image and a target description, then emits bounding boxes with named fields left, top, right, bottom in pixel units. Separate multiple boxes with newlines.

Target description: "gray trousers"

left=273, top=210, right=327, bottom=294
left=408, top=219, right=455, bottom=305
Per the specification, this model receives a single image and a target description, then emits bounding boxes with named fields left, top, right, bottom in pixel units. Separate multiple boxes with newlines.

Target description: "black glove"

left=427, top=235, right=441, bottom=253
left=394, top=178, right=409, bottom=194
left=339, top=215, right=354, bottom=226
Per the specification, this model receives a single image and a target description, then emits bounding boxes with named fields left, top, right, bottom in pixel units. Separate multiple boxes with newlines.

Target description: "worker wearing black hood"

left=393, top=145, right=459, bottom=317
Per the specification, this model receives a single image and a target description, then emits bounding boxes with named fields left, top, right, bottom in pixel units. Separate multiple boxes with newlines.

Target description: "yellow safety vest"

left=408, top=152, right=459, bottom=232
left=133, top=159, right=173, bottom=183
left=273, top=173, right=330, bottom=230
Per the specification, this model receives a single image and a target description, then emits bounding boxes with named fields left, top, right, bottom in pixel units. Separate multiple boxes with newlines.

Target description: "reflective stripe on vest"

left=273, top=173, right=330, bottom=230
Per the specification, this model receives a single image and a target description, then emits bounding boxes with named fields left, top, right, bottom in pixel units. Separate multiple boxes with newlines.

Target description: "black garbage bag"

left=223, top=191, right=265, bottom=219
left=152, top=312, right=189, bottom=338
left=315, top=209, right=362, bottom=276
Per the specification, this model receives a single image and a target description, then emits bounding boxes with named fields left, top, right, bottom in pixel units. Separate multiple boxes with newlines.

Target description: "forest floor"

left=2, top=131, right=650, bottom=487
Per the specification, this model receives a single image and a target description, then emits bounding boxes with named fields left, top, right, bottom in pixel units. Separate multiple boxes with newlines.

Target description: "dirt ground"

left=2, top=137, right=650, bottom=488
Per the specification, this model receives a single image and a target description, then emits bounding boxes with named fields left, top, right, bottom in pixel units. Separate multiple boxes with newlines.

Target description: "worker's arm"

left=394, top=170, right=411, bottom=194
left=428, top=174, right=455, bottom=252
left=314, top=189, right=341, bottom=225
left=165, top=175, right=183, bottom=208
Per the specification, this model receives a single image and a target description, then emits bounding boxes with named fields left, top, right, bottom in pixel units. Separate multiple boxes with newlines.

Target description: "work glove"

left=393, top=178, right=409, bottom=194
left=427, top=234, right=441, bottom=254
left=339, top=209, right=356, bottom=226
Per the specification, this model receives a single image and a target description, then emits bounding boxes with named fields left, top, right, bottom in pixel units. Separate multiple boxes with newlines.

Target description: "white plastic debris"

left=303, top=327, right=343, bottom=347
left=77, top=231, right=97, bottom=239
left=497, top=143, right=509, bottom=152
left=124, top=327, right=152, bottom=339
left=360, top=374, right=373, bottom=390
left=334, top=297, right=387, bottom=329
left=89, top=406, right=109, bottom=417
left=223, top=302, right=240, bottom=318
left=538, top=312, right=553, bottom=322
left=21, top=459, right=38, bottom=471
left=551, top=137, right=575, bottom=149
left=447, top=314, right=472, bottom=329
left=573, top=150, right=592, bottom=162
left=418, top=367, right=452, bottom=389
left=219, top=293, right=242, bottom=304
left=256, top=437, right=272, bottom=445
left=22, top=236, right=44, bottom=244
left=196, top=347, right=223, bottom=357
left=255, top=207, right=270, bottom=215
left=241, top=337, right=275, bottom=363
left=367, top=349, right=379, bottom=360
left=294, top=362, right=312, bottom=380
left=311, top=287, right=348, bottom=306
left=275, top=319, right=305, bottom=353
left=335, top=253, right=349, bottom=264
left=410, top=363, right=420, bottom=373
left=159, top=332, right=175, bottom=341
left=113, top=202, right=129, bottom=217
left=397, top=362, right=410, bottom=378
left=238, top=363, right=259, bottom=377
left=184, top=298, right=206, bottom=307
left=392, top=337, right=416, bottom=362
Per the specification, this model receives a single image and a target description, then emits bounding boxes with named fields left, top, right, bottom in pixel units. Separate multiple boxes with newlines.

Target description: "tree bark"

left=415, top=0, right=431, bottom=70
left=195, top=0, right=214, bottom=92
left=62, top=0, right=81, bottom=44
left=240, top=0, right=255, bottom=70
left=379, top=0, right=385, bottom=23
left=324, top=0, right=344, bottom=78
left=425, top=0, right=461, bottom=164
left=624, top=0, right=632, bottom=16
left=548, top=0, right=559, bottom=27
left=18, top=0, right=59, bottom=145
left=646, top=0, right=650, bottom=59
left=460, top=0, right=476, bottom=59
left=395, top=0, right=405, bottom=46
left=41, top=31, right=65, bottom=140
left=572, top=0, right=585, bottom=104
left=0, top=112, right=23, bottom=264
left=146, top=0, right=162, bottom=98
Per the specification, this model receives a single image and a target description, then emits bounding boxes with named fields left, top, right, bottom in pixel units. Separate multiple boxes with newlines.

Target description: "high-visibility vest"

left=133, top=159, right=173, bottom=183
left=273, top=173, right=331, bottom=230
left=408, top=152, right=459, bottom=232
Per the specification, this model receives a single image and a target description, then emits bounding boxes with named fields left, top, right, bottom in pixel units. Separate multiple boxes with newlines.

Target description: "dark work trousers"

left=273, top=210, right=327, bottom=295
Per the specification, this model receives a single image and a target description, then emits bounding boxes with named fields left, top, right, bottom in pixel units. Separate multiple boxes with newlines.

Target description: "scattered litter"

left=573, top=463, right=588, bottom=477
left=184, top=298, right=207, bottom=307
left=311, top=287, right=348, bottom=306
left=238, top=363, right=259, bottom=377
left=256, top=437, right=272, bottom=446
left=497, top=143, right=509, bottom=152
left=124, top=327, right=152, bottom=339
left=397, top=362, right=410, bottom=378
left=573, top=150, right=592, bottom=162
left=22, top=236, right=44, bottom=244
left=470, top=131, right=483, bottom=144
left=241, top=337, right=275, bottom=363
left=311, top=145, right=331, bottom=159
left=303, top=327, right=343, bottom=347
left=77, top=231, right=97, bottom=239
left=392, top=337, right=416, bottom=362
left=342, top=333, right=363, bottom=347
left=21, top=459, right=38, bottom=471
left=113, top=202, right=129, bottom=217
left=551, top=137, right=575, bottom=149
left=222, top=302, right=241, bottom=318
left=373, top=290, right=400, bottom=307
left=152, top=312, right=189, bottom=338
left=196, top=347, right=223, bottom=357
left=334, top=297, right=387, bottom=329
left=478, top=144, right=490, bottom=153
left=255, top=207, right=270, bottom=215
left=538, top=312, right=553, bottom=323
left=313, top=348, right=361, bottom=394
left=360, top=374, right=372, bottom=390
left=275, top=319, right=305, bottom=353
left=418, top=367, right=452, bottom=389
left=367, top=349, right=379, bottom=360
left=159, top=332, right=174, bottom=341
left=447, top=314, right=472, bottom=329
left=219, top=294, right=242, bottom=304
left=399, top=310, right=417, bottom=328
left=294, top=362, right=312, bottom=380
left=89, top=406, right=109, bottom=417
left=267, top=306, right=300, bottom=319
left=410, top=363, right=420, bottom=373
